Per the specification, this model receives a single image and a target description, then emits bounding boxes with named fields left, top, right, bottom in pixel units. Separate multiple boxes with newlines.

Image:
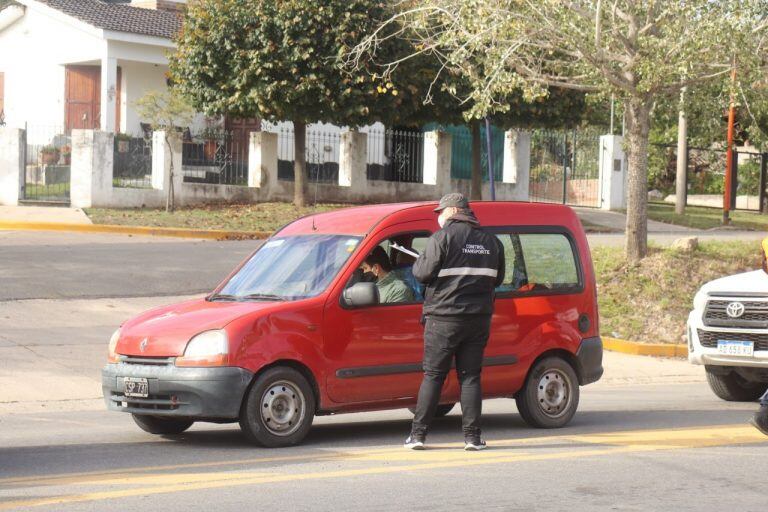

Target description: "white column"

left=151, top=130, right=168, bottom=190
left=338, top=130, right=368, bottom=195
left=70, top=130, right=114, bottom=208
left=503, top=130, right=531, bottom=201
left=422, top=130, right=452, bottom=195
left=100, top=51, right=118, bottom=133
left=0, top=127, right=24, bottom=206
left=598, top=134, right=627, bottom=211
left=248, top=131, right=277, bottom=188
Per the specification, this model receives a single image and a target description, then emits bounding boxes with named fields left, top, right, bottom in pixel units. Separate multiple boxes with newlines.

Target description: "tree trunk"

left=293, top=121, right=307, bottom=207
left=624, top=98, right=652, bottom=263
left=470, top=120, right=482, bottom=200
left=675, top=88, right=687, bottom=215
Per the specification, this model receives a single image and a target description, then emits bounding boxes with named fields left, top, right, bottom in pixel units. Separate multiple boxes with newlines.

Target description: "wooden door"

left=225, top=117, right=261, bottom=148
left=65, top=65, right=100, bottom=131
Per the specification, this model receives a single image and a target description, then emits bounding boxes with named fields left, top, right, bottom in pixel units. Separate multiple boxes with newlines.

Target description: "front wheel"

left=705, top=368, right=766, bottom=402
left=132, top=414, right=194, bottom=435
left=239, top=367, right=316, bottom=447
left=515, top=357, right=580, bottom=428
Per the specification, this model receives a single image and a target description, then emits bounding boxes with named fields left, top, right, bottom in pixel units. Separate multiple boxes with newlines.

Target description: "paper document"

left=391, top=243, right=419, bottom=259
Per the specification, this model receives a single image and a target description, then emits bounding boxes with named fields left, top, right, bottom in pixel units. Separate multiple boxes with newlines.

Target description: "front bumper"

left=102, top=362, right=253, bottom=420
left=575, top=336, right=603, bottom=385
left=687, top=310, right=768, bottom=368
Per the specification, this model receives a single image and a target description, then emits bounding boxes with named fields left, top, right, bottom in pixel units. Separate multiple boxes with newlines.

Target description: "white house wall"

left=0, top=3, right=104, bottom=135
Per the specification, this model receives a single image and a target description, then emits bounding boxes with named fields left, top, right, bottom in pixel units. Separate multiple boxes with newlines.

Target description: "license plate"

left=717, top=340, right=754, bottom=357
left=123, top=377, right=148, bottom=398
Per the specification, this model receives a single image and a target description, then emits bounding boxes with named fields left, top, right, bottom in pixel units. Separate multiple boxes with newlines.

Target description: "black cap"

left=434, top=192, right=469, bottom=212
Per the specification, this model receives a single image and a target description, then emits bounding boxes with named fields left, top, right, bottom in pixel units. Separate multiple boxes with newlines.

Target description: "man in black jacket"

left=405, top=193, right=505, bottom=451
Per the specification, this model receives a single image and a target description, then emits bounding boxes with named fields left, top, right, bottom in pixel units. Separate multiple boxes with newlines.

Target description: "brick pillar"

left=0, top=127, right=24, bottom=206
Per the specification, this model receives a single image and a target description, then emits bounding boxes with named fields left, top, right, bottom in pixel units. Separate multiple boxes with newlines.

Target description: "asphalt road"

left=2, top=230, right=766, bottom=301
left=0, top=382, right=766, bottom=512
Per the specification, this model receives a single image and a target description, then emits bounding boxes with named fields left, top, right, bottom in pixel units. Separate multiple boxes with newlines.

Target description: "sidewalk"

left=0, top=205, right=92, bottom=224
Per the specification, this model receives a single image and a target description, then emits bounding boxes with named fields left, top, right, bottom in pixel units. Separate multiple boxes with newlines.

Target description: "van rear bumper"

left=102, top=363, right=253, bottom=420
left=576, top=337, right=603, bottom=385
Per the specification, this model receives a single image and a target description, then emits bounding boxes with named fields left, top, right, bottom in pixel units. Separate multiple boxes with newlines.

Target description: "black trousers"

left=411, top=315, right=492, bottom=438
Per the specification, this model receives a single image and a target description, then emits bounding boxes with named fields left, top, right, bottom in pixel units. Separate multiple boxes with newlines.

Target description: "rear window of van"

left=494, top=231, right=581, bottom=295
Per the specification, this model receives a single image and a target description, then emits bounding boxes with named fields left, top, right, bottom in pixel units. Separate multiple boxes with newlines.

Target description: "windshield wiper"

left=208, top=293, right=240, bottom=302
left=240, top=293, right=287, bottom=302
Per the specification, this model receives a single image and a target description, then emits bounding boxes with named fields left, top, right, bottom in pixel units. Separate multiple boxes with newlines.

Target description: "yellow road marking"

left=0, top=424, right=765, bottom=510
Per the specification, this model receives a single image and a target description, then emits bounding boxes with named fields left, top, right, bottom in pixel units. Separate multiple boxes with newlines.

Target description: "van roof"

left=276, top=201, right=581, bottom=237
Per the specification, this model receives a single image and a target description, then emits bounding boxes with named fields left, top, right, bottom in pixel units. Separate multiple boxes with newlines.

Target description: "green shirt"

left=377, top=271, right=415, bottom=304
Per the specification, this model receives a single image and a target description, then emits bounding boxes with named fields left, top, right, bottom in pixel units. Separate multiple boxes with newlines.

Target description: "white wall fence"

left=0, top=127, right=626, bottom=210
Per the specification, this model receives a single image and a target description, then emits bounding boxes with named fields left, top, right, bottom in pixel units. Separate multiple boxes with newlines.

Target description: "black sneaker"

left=464, top=437, right=487, bottom=451
left=750, top=406, right=768, bottom=436
left=404, top=434, right=426, bottom=450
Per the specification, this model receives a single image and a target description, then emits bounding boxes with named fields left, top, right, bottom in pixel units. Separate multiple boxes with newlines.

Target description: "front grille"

left=697, top=329, right=768, bottom=351
left=703, top=300, right=768, bottom=328
left=118, top=356, right=175, bottom=366
left=110, top=392, right=184, bottom=411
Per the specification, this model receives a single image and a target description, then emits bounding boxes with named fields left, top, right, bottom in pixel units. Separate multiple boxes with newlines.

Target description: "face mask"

left=361, top=271, right=377, bottom=283
left=437, top=213, right=446, bottom=228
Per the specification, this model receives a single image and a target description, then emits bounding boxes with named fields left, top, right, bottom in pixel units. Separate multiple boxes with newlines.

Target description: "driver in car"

left=361, top=247, right=414, bottom=304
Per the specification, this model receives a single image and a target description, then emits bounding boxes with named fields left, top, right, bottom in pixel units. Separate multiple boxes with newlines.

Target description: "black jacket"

left=413, top=211, right=505, bottom=317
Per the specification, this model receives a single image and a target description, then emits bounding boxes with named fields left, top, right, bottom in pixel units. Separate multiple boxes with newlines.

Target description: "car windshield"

left=213, top=235, right=362, bottom=301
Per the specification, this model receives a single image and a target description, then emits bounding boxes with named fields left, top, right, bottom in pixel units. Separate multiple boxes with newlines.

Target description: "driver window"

left=346, top=233, right=429, bottom=305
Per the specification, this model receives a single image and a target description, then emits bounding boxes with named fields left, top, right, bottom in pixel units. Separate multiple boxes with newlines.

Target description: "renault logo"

left=140, top=338, right=149, bottom=352
left=726, top=302, right=745, bottom=318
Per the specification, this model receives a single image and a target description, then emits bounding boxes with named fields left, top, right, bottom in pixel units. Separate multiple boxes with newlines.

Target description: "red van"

left=103, top=201, right=602, bottom=447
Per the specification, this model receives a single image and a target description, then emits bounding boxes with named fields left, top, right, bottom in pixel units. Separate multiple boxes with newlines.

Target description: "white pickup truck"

left=688, top=270, right=768, bottom=401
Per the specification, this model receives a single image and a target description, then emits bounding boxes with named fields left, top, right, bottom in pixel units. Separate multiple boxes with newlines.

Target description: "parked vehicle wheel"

left=132, top=414, right=194, bottom=435
left=515, top=357, right=579, bottom=428
left=239, top=367, right=316, bottom=448
left=408, top=403, right=455, bottom=418
left=705, top=368, right=766, bottom=402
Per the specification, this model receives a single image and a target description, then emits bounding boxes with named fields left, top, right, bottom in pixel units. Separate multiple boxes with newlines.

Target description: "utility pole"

left=724, top=60, right=737, bottom=225
left=675, top=87, right=688, bottom=215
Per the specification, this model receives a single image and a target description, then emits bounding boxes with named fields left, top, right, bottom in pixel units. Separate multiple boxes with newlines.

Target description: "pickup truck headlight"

left=107, top=328, right=121, bottom=363
left=176, top=330, right=229, bottom=367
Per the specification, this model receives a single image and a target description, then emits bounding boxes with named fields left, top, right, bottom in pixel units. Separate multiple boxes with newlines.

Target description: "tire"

left=515, top=357, right=580, bottom=429
left=705, top=368, right=766, bottom=402
left=239, top=366, right=316, bottom=448
left=132, top=414, right=194, bottom=435
left=408, top=403, right=456, bottom=418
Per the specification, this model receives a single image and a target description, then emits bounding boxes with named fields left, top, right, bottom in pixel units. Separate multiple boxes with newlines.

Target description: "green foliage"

left=134, top=89, right=195, bottom=141
left=171, top=0, right=416, bottom=127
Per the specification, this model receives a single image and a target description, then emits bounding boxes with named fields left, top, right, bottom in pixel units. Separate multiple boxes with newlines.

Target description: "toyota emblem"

left=140, top=338, right=149, bottom=352
left=726, top=302, right=745, bottom=318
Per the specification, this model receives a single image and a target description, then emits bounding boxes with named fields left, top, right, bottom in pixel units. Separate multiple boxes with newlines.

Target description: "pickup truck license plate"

left=124, top=377, right=149, bottom=398
left=717, top=340, right=754, bottom=357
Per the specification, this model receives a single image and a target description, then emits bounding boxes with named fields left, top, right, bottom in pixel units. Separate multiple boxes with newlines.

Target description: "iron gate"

left=528, top=128, right=602, bottom=208
left=22, top=125, right=71, bottom=204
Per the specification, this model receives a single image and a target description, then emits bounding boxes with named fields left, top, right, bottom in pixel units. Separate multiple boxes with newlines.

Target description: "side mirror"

left=343, top=282, right=379, bottom=308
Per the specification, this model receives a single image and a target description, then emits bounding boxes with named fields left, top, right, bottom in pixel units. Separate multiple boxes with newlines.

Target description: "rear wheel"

left=515, top=357, right=579, bottom=428
left=705, top=368, right=766, bottom=402
left=408, top=403, right=455, bottom=418
left=132, top=414, right=194, bottom=435
left=239, top=367, right=316, bottom=447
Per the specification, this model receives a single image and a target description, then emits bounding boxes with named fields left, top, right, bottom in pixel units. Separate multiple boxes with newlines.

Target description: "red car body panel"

left=112, top=201, right=600, bottom=414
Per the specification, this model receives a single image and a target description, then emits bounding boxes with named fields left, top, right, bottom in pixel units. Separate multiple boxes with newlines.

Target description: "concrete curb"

left=603, top=336, right=688, bottom=358
left=0, top=220, right=271, bottom=241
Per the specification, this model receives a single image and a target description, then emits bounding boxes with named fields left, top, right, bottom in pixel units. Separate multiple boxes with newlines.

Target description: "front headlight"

left=693, top=290, right=708, bottom=312
left=107, top=328, right=121, bottom=363
left=176, top=330, right=229, bottom=367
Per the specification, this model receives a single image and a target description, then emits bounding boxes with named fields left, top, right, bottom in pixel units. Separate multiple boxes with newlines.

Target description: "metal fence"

left=182, top=130, right=249, bottom=186
left=366, top=128, right=424, bottom=183
left=528, top=128, right=602, bottom=208
left=649, top=143, right=767, bottom=211
left=448, top=126, right=503, bottom=182
left=264, top=125, right=341, bottom=183
left=22, top=124, right=71, bottom=203
left=113, top=134, right=153, bottom=188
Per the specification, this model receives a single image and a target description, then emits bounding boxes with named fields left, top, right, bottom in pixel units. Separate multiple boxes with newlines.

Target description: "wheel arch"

left=240, top=359, right=322, bottom=415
